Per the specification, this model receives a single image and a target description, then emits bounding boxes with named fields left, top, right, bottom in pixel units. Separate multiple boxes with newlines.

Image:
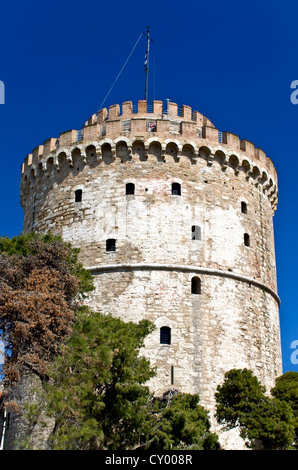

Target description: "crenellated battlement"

left=85, top=99, right=216, bottom=127
left=20, top=100, right=278, bottom=211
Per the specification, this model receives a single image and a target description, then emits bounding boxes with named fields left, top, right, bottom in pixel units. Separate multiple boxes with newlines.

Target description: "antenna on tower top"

left=143, top=26, right=154, bottom=101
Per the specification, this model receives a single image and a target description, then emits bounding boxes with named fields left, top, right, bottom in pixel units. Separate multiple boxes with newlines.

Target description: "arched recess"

left=149, top=141, right=162, bottom=161
left=71, top=147, right=84, bottom=172
left=30, top=167, right=36, bottom=182
left=57, top=151, right=70, bottom=171
left=86, top=144, right=98, bottom=167
left=20, top=176, right=30, bottom=202
left=132, top=140, right=146, bottom=161
left=22, top=175, right=29, bottom=192
left=229, top=154, right=240, bottom=172
left=259, top=170, right=268, bottom=185
left=46, top=156, right=55, bottom=174
left=181, top=143, right=195, bottom=162
left=165, top=142, right=178, bottom=161
left=198, top=145, right=211, bottom=163
left=37, top=161, right=44, bottom=177
left=102, top=142, right=114, bottom=165
left=241, top=158, right=251, bottom=175
left=214, top=150, right=226, bottom=169
left=116, top=140, right=130, bottom=162
left=251, top=166, right=260, bottom=180
left=267, top=178, right=274, bottom=192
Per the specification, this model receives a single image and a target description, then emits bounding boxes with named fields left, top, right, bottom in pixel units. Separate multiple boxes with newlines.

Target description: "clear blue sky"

left=0, top=0, right=297, bottom=375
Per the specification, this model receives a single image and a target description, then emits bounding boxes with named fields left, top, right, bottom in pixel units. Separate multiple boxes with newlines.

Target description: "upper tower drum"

left=20, top=99, right=282, bottom=416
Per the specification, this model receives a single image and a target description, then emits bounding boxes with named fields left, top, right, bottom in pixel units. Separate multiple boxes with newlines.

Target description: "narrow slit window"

left=126, top=183, right=135, bottom=195
left=106, top=239, right=116, bottom=252
left=192, top=225, right=201, bottom=240
left=241, top=201, right=247, bottom=214
left=244, top=233, right=250, bottom=247
left=191, top=276, right=201, bottom=294
left=172, top=182, right=181, bottom=195
left=171, top=366, right=174, bottom=385
left=75, top=189, right=82, bottom=202
left=160, top=326, right=171, bottom=345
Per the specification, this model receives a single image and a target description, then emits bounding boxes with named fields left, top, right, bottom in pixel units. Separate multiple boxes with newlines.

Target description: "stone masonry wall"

left=19, top=100, right=282, bottom=448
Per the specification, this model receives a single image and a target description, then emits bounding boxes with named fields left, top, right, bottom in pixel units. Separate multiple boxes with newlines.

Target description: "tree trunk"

left=2, top=368, right=54, bottom=450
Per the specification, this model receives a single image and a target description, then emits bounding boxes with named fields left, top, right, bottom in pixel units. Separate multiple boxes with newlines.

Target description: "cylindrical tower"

left=20, top=99, right=282, bottom=439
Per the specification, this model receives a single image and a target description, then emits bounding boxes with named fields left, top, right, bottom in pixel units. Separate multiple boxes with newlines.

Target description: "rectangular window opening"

left=75, top=189, right=82, bottom=202
left=192, top=225, right=201, bottom=240
left=244, top=233, right=250, bottom=247
left=171, top=182, right=181, bottom=195
left=126, top=183, right=135, bottom=195
left=241, top=201, right=248, bottom=214
left=160, top=326, right=171, bottom=345
left=106, top=239, right=116, bottom=252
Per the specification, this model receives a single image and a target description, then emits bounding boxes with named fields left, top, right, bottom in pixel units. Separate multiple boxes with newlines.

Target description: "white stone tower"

left=20, top=99, right=282, bottom=445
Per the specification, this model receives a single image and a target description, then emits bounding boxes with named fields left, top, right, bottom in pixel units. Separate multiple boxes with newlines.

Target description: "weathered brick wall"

left=20, top=100, right=281, bottom=448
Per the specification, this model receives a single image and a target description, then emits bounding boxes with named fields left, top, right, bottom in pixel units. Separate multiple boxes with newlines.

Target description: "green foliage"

left=0, top=232, right=94, bottom=297
left=215, top=368, right=266, bottom=429
left=45, top=308, right=156, bottom=450
left=0, top=233, right=219, bottom=450
left=271, top=371, right=298, bottom=447
left=215, top=369, right=296, bottom=449
left=244, top=397, right=294, bottom=450
left=45, top=308, right=220, bottom=450
left=144, top=391, right=220, bottom=450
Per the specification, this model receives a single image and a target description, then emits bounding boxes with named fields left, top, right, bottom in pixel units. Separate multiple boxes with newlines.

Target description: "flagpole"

left=144, top=27, right=150, bottom=101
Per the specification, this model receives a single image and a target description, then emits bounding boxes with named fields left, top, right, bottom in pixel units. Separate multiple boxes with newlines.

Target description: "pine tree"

left=143, top=390, right=220, bottom=450
left=215, top=368, right=296, bottom=449
left=271, top=371, right=298, bottom=448
left=45, top=308, right=155, bottom=450
left=45, top=308, right=220, bottom=450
